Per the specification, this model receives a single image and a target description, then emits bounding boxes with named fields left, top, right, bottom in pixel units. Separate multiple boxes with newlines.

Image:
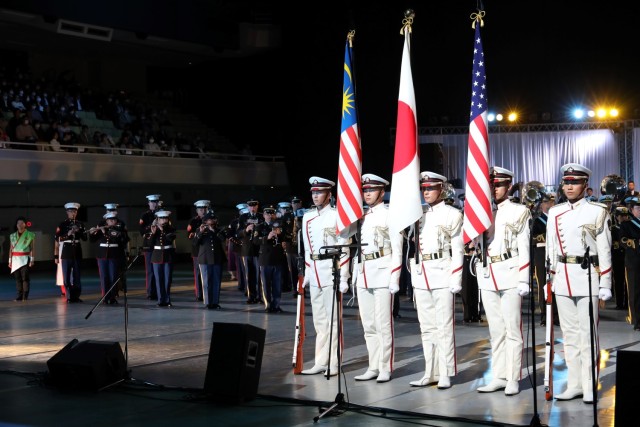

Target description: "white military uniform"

left=409, top=201, right=464, bottom=382
left=546, top=197, right=612, bottom=398
left=302, top=205, right=350, bottom=372
left=355, top=203, right=403, bottom=375
left=475, top=198, right=531, bottom=383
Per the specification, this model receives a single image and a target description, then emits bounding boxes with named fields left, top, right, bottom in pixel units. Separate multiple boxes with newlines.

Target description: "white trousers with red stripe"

left=555, top=294, right=599, bottom=395
left=481, top=288, right=523, bottom=381
left=357, top=287, right=394, bottom=373
left=414, top=287, right=456, bottom=379
left=309, top=285, right=340, bottom=371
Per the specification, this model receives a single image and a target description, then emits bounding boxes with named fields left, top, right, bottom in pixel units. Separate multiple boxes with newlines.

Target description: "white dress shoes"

left=504, top=380, right=520, bottom=396
left=409, top=376, right=438, bottom=387
left=324, top=367, right=339, bottom=377
left=354, top=369, right=379, bottom=381
left=437, top=376, right=451, bottom=389
left=376, top=371, right=392, bottom=383
left=477, top=379, right=508, bottom=393
left=301, top=364, right=327, bottom=375
left=582, top=393, right=595, bottom=404
left=555, top=388, right=583, bottom=401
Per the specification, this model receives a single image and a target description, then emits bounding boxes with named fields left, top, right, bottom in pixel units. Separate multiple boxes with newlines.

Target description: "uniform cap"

left=420, top=171, right=447, bottom=187
left=194, top=200, right=211, bottom=208
left=263, top=205, right=276, bottom=214
left=598, top=195, right=613, bottom=203
left=291, top=196, right=301, bottom=203
left=560, top=163, right=591, bottom=180
left=278, top=202, right=292, bottom=209
left=64, top=202, right=81, bottom=210
left=146, top=194, right=161, bottom=202
left=615, top=206, right=630, bottom=215
left=247, top=198, right=259, bottom=206
left=625, top=196, right=639, bottom=207
left=104, top=203, right=119, bottom=211
left=155, top=210, right=171, bottom=218
left=361, top=173, right=389, bottom=189
left=489, top=166, right=514, bottom=183
left=309, top=176, right=335, bottom=191
left=239, top=207, right=250, bottom=215
left=236, top=203, right=249, bottom=210
left=103, top=211, right=118, bottom=220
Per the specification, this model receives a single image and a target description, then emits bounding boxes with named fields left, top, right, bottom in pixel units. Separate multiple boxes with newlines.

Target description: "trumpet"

left=89, top=225, right=107, bottom=234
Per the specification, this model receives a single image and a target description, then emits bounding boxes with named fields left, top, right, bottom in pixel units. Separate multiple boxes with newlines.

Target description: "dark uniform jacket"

left=89, top=224, right=129, bottom=259
left=139, top=210, right=157, bottom=251
left=226, top=217, right=242, bottom=254
left=194, top=225, right=227, bottom=265
left=150, top=224, right=176, bottom=263
left=187, top=215, right=204, bottom=257
left=280, top=212, right=297, bottom=254
left=253, top=221, right=288, bottom=266
left=55, top=219, right=87, bottom=259
left=237, top=212, right=262, bottom=257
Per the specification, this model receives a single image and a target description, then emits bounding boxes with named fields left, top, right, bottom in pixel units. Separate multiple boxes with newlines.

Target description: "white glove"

left=339, top=281, right=349, bottom=293
left=517, top=282, right=530, bottom=297
left=389, top=283, right=400, bottom=294
left=449, top=283, right=462, bottom=294
left=302, top=275, right=310, bottom=288
left=598, top=288, right=612, bottom=301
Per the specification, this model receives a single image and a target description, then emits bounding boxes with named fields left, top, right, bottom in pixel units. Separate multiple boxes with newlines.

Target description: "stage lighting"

left=507, top=112, right=518, bottom=122
left=587, top=110, right=596, bottom=118
left=496, top=113, right=503, bottom=122
left=573, top=109, right=585, bottom=119
left=596, top=108, right=607, bottom=118
left=610, top=108, right=619, bottom=118
left=487, top=113, right=495, bottom=122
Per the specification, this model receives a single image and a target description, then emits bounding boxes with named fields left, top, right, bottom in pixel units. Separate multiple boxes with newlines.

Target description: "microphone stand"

left=313, top=243, right=366, bottom=423
left=582, top=246, right=599, bottom=427
left=527, top=204, right=544, bottom=427
left=85, top=250, right=142, bottom=377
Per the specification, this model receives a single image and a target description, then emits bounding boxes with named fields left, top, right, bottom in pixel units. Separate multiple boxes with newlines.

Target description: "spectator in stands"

left=11, top=96, right=26, bottom=111
left=28, top=104, right=44, bottom=124
left=1, top=93, right=11, bottom=112
left=118, top=133, right=136, bottom=155
left=77, top=125, right=91, bottom=146
left=15, top=116, right=39, bottom=148
left=144, top=136, right=161, bottom=156
left=61, top=131, right=76, bottom=151
left=6, top=109, right=23, bottom=141
left=49, top=133, right=65, bottom=152
left=57, top=120, right=72, bottom=139
left=0, top=127, right=9, bottom=148
left=99, top=133, right=116, bottom=154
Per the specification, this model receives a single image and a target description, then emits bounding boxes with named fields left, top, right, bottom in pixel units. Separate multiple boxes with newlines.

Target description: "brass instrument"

left=442, top=182, right=456, bottom=205
left=522, top=180, right=547, bottom=208
left=600, top=174, right=627, bottom=203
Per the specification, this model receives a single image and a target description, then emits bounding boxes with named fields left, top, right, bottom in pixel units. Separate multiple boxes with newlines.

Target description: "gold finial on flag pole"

left=347, top=30, right=355, bottom=48
left=470, top=10, right=485, bottom=29
left=400, top=9, right=415, bottom=35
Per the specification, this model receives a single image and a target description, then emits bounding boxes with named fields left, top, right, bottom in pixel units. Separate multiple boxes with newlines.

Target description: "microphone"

left=581, top=246, right=590, bottom=270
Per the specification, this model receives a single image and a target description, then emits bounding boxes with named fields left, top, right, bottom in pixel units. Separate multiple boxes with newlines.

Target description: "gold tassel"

left=470, top=10, right=485, bottom=29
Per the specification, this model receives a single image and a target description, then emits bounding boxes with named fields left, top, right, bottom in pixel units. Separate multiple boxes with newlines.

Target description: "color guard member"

left=150, top=209, right=177, bottom=307
left=237, top=198, right=262, bottom=304
left=89, top=211, right=129, bottom=304
left=194, top=210, right=227, bottom=309
left=55, top=202, right=87, bottom=303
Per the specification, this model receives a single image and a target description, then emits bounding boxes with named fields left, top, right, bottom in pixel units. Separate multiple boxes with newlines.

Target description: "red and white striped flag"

left=388, top=21, right=422, bottom=236
left=336, top=32, right=363, bottom=237
left=462, top=16, right=492, bottom=244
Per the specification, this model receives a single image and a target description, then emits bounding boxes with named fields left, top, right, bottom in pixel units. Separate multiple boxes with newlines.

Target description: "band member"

left=408, top=172, right=464, bottom=389
left=547, top=163, right=612, bottom=403
left=102, top=203, right=129, bottom=297
left=300, top=177, right=350, bottom=376
left=194, top=210, right=227, bottom=309
left=475, top=167, right=531, bottom=396
left=9, top=216, right=35, bottom=301
left=254, top=205, right=289, bottom=312
left=353, top=173, right=403, bottom=383
left=150, top=209, right=177, bottom=307
left=139, top=194, right=161, bottom=300
left=279, top=201, right=298, bottom=294
left=228, top=203, right=248, bottom=292
left=188, top=199, right=210, bottom=301
left=532, top=192, right=559, bottom=326
left=89, top=211, right=129, bottom=304
left=461, top=241, right=481, bottom=322
left=237, top=198, right=263, bottom=304
left=55, top=202, right=87, bottom=303
left=612, top=206, right=630, bottom=310
left=620, top=197, right=640, bottom=330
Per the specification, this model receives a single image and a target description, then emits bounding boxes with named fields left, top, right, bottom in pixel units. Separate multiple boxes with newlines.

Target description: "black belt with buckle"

left=364, top=249, right=387, bottom=261
left=487, top=250, right=517, bottom=263
left=421, top=250, right=452, bottom=260
left=310, top=254, right=323, bottom=261
left=557, top=254, right=600, bottom=265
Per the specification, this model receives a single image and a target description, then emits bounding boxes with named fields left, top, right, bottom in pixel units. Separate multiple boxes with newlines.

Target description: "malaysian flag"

left=336, top=32, right=363, bottom=237
left=462, top=15, right=492, bottom=244
left=388, top=17, right=422, bottom=236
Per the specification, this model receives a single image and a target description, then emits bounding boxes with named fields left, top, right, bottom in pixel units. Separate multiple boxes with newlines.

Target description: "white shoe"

left=324, top=367, right=339, bottom=377
left=504, top=380, right=519, bottom=396
left=477, top=379, right=507, bottom=393
left=376, top=371, right=391, bottom=383
left=354, top=369, right=379, bottom=381
left=555, top=388, right=583, bottom=400
left=301, top=364, right=327, bottom=375
left=437, top=376, right=451, bottom=389
left=409, top=376, right=438, bottom=387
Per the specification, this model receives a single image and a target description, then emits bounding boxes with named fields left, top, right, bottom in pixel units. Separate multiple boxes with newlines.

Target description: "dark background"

left=1, top=0, right=639, bottom=199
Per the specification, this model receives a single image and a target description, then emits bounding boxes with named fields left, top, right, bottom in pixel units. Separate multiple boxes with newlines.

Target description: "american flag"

left=388, top=22, right=422, bottom=236
left=462, top=20, right=492, bottom=244
left=336, top=33, right=363, bottom=237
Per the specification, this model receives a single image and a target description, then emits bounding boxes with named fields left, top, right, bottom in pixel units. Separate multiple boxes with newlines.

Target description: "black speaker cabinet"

left=204, top=322, right=266, bottom=403
left=615, top=350, right=640, bottom=426
left=47, top=339, right=126, bottom=390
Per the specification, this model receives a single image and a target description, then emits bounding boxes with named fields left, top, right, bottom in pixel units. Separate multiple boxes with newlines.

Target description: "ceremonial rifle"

left=544, top=256, right=554, bottom=401
left=292, top=251, right=305, bottom=373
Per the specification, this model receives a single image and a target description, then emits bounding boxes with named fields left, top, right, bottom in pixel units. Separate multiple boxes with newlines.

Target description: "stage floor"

left=0, top=261, right=634, bottom=427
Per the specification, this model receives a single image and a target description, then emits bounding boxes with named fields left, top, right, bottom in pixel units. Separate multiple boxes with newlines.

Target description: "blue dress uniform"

left=546, top=163, right=612, bottom=403
left=149, top=210, right=176, bottom=306
left=237, top=200, right=263, bottom=304
left=279, top=202, right=298, bottom=294
left=253, top=206, right=289, bottom=312
left=194, top=211, right=227, bottom=309
left=620, top=198, right=640, bottom=329
left=100, top=203, right=129, bottom=296
left=227, top=204, right=248, bottom=291
left=55, top=202, right=87, bottom=302
left=139, top=194, right=161, bottom=300
left=89, top=212, right=129, bottom=304
left=188, top=200, right=210, bottom=301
